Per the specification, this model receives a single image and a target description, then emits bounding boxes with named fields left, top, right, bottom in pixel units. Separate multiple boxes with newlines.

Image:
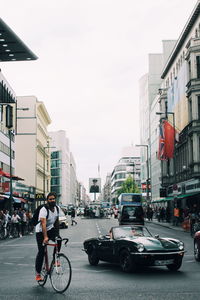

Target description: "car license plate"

left=154, top=259, right=174, bottom=266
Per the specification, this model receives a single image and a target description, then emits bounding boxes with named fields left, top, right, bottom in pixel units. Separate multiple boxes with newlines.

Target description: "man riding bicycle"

left=35, top=192, right=61, bottom=282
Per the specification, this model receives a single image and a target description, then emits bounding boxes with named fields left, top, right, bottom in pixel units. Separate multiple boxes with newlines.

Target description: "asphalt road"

left=0, top=216, right=199, bottom=300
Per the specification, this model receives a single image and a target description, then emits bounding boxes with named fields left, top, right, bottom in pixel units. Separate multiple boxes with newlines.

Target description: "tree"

left=117, top=176, right=140, bottom=196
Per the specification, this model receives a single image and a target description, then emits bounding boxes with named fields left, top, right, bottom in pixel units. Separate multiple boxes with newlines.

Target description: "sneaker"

left=35, top=274, right=43, bottom=282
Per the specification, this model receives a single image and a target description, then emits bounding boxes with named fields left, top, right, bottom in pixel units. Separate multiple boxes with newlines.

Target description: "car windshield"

left=112, top=226, right=152, bottom=239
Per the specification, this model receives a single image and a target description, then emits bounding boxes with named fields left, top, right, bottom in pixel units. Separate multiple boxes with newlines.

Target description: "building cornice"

left=161, top=0, right=200, bottom=79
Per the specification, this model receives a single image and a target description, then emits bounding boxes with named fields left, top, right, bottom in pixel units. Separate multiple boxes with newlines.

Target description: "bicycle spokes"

left=50, top=253, right=72, bottom=293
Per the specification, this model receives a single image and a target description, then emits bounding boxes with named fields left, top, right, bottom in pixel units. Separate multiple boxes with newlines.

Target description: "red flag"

left=164, top=120, right=175, bottom=158
left=158, top=120, right=166, bottom=160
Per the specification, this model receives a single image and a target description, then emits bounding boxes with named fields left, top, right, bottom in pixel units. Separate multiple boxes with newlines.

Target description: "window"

left=51, top=168, right=60, bottom=177
left=196, top=56, right=200, bottom=78
left=188, top=61, right=191, bottom=80
left=188, top=98, right=192, bottom=122
left=198, top=97, right=200, bottom=119
left=51, top=151, right=60, bottom=159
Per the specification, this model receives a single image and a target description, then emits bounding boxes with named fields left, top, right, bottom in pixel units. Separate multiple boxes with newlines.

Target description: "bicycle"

left=37, top=237, right=72, bottom=293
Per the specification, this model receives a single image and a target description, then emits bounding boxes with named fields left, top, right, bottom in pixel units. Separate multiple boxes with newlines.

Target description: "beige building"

left=157, top=1, right=200, bottom=210
left=15, top=96, right=51, bottom=203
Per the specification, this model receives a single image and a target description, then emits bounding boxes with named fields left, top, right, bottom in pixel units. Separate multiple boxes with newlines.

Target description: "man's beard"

left=48, top=201, right=56, bottom=208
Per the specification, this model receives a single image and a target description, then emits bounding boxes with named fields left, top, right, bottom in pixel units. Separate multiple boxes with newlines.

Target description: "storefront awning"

left=0, top=168, right=24, bottom=181
left=0, top=194, right=27, bottom=203
left=176, top=192, right=200, bottom=199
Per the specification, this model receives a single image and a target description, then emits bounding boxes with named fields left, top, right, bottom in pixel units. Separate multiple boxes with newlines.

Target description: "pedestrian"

left=11, top=211, right=21, bottom=237
left=189, top=204, right=198, bottom=236
left=71, top=208, right=77, bottom=225
left=173, top=206, right=180, bottom=226
left=35, top=192, right=61, bottom=282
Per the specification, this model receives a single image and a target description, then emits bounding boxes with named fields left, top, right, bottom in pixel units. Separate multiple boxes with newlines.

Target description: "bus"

left=118, top=193, right=142, bottom=207
left=118, top=193, right=144, bottom=225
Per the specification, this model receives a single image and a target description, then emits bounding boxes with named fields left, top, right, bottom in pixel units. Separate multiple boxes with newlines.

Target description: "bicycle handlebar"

left=43, top=237, right=69, bottom=247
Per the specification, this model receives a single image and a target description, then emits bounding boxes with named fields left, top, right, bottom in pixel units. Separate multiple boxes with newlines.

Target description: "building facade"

left=49, top=130, right=70, bottom=206
left=15, top=96, right=51, bottom=206
left=158, top=1, right=200, bottom=210
left=70, top=152, right=77, bottom=206
left=111, top=146, right=141, bottom=204
left=139, top=41, right=177, bottom=203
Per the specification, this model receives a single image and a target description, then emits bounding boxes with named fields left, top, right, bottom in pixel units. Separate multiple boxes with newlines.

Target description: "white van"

left=59, top=208, right=68, bottom=228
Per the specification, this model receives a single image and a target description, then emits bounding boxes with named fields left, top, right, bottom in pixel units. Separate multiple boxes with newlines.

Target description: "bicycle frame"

left=38, top=237, right=71, bottom=293
left=44, top=240, right=59, bottom=273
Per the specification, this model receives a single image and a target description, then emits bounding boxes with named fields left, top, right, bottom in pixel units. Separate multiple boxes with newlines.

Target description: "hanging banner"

left=158, top=120, right=166, bottom=160
left=164, top=120, right=175, bottom=158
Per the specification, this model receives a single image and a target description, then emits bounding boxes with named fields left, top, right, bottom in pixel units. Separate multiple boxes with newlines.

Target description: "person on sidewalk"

left=173, top=206, right=180, bottom=226
left=71, top=208, right=77, bottom=226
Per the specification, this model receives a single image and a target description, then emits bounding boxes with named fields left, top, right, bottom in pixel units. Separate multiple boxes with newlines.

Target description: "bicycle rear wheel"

left=50, top=253, right=72, bottom=293
left=37, top=260, right=48, bottom=286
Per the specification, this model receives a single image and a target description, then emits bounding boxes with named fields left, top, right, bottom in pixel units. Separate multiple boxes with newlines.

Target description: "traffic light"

left=6, top=105, right=13, bottom=128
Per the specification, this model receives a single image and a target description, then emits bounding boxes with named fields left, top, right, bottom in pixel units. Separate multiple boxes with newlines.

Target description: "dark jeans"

left=35, top=227, right=61, bottom=274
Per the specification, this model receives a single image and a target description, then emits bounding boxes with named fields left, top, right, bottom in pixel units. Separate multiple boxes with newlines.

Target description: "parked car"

left=77, top=207, right=84, bottom=216
left=118, top=205, right=144, bottom=225
left=67, top=204, right=75, bottom=215
left=59, top=208, right=68, bottom=229
left=194, top=230, right=200, bottom=261
left=83, top=225, right=185, bottom=272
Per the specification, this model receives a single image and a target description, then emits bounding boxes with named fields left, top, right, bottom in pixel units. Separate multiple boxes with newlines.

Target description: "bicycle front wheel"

left=50, top=253, right=72, bottom=293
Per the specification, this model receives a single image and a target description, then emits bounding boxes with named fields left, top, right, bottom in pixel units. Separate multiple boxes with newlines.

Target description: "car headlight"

left=178, top=241, right=184, bottom=250
left=137, top=243, right=145, bottom=252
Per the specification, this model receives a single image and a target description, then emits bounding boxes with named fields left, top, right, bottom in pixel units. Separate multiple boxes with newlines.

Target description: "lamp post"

left=8, top=129, right=13, bottom=213
left=136, top=144, right=150, bottom=204
left=43, top=145, right=56, bottom=199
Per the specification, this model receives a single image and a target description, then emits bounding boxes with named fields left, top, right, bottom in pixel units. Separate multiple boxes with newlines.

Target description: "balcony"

left=186, top=78, right=200, bottom=97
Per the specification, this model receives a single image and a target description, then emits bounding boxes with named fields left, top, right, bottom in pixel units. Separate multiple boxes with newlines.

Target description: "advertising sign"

left=89, top=178, right=101, bottom=193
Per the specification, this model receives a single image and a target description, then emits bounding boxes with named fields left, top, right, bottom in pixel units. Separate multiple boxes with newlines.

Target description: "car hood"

left=59, top=216, right=67, bottom=221
left=124, top=237, right=179, bottom=251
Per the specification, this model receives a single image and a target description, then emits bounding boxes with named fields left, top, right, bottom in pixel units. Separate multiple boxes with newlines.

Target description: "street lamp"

left=43, top=145, right=56, bottom=198
left=136, top=144, right=150, bottom=203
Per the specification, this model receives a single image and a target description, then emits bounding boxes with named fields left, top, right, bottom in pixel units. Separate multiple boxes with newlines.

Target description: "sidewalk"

left=145, top=218, right=190, bottom=233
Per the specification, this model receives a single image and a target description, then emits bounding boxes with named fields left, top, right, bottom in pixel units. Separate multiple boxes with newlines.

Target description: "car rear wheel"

left=119, top=250, right=135, bottom=272
left=88, top=249, right=99, bottom=266
left=166, top=258, right=182, bottom=271
left=194, top=241, right=200, bottom=261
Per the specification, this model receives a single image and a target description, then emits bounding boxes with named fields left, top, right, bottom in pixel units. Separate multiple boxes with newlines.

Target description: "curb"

left=145, top=220, right=190, bottom=233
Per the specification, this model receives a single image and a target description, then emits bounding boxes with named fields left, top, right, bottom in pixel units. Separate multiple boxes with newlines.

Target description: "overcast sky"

left=0, top=0, right=198, bottom=193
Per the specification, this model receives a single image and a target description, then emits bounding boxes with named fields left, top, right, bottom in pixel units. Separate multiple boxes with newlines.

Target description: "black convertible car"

left=83, top=225, right=185, bottom=272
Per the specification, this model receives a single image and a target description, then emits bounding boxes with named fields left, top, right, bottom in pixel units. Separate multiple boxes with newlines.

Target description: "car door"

left=97, top=239, right=115, bottom=262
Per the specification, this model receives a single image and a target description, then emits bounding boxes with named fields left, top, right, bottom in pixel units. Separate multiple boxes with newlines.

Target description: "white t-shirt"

left=35, top=206, right=59, bottom=233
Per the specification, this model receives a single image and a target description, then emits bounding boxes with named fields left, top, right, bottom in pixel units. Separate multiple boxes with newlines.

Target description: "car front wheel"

left=167, top=258, right=182, bottom=271
left=194, top=241, right=200, bottom=261
left=88, top=249, right=99, bottom=266
left=120, top=250, right=135, bottom=272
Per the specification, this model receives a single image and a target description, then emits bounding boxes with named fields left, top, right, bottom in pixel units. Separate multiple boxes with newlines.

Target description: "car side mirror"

left=155, top=234, right=159, bottom=239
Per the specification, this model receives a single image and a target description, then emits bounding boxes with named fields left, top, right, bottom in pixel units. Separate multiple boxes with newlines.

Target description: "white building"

left=70, top=152, right=77, bottom=206
left=111, top=146, right=141, bottom=204
left=49, top=130, right=70, bottom=206
left=139, top=41, right=177, bottom=202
